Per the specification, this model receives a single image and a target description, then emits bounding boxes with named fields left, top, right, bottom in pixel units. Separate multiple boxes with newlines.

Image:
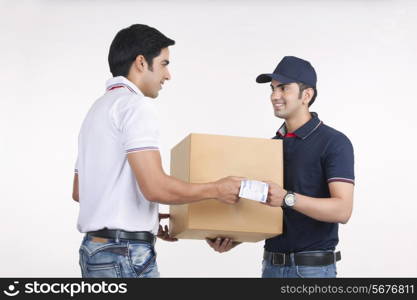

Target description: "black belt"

left=264, top=250, right=341, bottom=266
left=87, top=229, right=156, bottom=245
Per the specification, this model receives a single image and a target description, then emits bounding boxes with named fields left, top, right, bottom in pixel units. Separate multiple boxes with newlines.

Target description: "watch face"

left=285, top=194, right=295, bottom=206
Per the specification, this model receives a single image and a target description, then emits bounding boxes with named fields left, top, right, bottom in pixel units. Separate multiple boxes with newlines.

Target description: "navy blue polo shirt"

left=265, top=112, right=354, bottom=253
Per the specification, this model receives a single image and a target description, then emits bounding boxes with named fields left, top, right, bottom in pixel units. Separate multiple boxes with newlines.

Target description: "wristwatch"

left=282, top=191, right=296, bottom=208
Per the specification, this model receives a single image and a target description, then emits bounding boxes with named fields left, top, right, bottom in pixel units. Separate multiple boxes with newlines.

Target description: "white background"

left=1, top=0, right=417, bottom=277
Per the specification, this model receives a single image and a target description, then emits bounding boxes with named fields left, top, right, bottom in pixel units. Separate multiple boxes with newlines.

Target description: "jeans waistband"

left=87, top=229, right=156, bottom=245
left=264, top=250, right=341, bottom=266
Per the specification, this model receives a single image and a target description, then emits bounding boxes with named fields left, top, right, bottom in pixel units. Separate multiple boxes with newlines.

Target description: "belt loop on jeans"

left=273, top=253, right=285, bottom=266
left=268, top=252, right=290, bottom=266
left=115, top=230, right=120, bottom=243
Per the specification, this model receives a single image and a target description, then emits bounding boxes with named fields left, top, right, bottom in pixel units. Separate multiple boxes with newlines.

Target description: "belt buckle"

left=272, top=253, right=286, bottom=266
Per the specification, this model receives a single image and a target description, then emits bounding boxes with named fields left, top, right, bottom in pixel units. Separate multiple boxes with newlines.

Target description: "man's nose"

left=271, top=89, right=282, bottom=100
left=165, top=69, right=171, bottom=81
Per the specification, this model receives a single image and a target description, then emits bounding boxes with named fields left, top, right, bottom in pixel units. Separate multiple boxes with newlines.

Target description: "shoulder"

left=320, top=123, right=353, bottom=151
left=112, top=94, right=158, bottom=116
left=109, top=94, right=159, bottom=131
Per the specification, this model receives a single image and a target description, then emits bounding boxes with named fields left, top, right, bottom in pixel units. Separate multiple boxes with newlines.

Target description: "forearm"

left=293, top=193, right=352, bottom=224
left=142, top=173, right=219, bottom=204
left=127, top=151, right=237, bottom=205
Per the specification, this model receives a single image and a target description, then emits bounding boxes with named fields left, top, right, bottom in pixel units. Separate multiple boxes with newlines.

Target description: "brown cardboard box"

left=169, top=133, right=283, bottom=242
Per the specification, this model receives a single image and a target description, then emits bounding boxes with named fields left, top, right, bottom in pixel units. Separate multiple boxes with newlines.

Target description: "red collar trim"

left=277, top=131, right=297, bottom=138
left=108, top=85, right=126, bottom=91
left=106, top=83, right=136, bottom=94
left=285, top=132, right=297, bottom=138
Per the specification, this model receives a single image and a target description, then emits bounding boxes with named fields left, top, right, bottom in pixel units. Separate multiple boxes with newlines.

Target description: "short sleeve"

left=324, top=134, right=355, bottom=185
left=113, top=97, right=160, bottom=154
left=75, top=156, right=79, bottom=174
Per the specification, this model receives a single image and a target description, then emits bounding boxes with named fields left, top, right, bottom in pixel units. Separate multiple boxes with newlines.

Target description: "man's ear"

left=303, top=88, right=314, bottom=106
left=134, top=55, right=147, bottom=72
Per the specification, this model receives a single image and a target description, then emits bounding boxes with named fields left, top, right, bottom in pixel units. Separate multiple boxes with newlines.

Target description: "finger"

left=223, top=238, right=233, bottom=251
left=219, top=238, right=229, bottom=251
left=206, top=238, right=214, bottom=247
left=165, top=238, right=178, bottom=242
left=158, top=213, right=170, bottom=220
left=224, top=238, right=234, bottom=250
left=161, top=227, right=175, bottom=240
left=219, top=238, right=229, bottom=252
left=158, top=228, right=168, bottom=238
left=164, top=229, right=170, bottom=238
left=214, top=238, right=222, bottom=249
left=159, top=236, right=178, bottom=241
left=206, top=238, right=217, bottom=249
left=160, top=231, right=170, bottom=240
left=162, top=234, right=177, bottom=241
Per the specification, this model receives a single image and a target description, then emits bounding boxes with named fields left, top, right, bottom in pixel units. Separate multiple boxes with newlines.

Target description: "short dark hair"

left=108, top=24, right=175, bottom=77
left=297, top=82, right=317, bottom=107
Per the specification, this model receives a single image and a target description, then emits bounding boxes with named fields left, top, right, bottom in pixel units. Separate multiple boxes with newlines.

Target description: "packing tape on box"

left=239, top=180, right=269, bottom=203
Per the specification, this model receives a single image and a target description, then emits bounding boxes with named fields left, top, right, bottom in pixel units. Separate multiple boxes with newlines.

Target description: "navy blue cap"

left=256, top=56, right=317, bottom=88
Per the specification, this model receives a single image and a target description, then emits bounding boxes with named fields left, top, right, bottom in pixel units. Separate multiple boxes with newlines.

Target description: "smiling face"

left=138, top=47, right=171, bottom=98
left=270, top=79, right=309, bottom=119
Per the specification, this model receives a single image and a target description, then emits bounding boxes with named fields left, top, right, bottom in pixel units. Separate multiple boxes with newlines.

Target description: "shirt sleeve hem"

left=327, top=177, right=355, bottom=185
left=126, top=146, right=159, bottom=154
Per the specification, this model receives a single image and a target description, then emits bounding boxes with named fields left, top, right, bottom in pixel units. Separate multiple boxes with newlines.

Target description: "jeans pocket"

left=128, top=243, right=157, bottom=278
left=85, top=262, right=121, bottom=278
left=79, top=244, right=124, bottom=278
left=325, top=264, right=337, bottom=277
left=296, top=264, right=336, bottom=278
left=296, top=265, right=327, bottom=278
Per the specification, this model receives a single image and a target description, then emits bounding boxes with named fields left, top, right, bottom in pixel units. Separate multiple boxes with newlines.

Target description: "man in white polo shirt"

left=72, top=24, right=242, bottom=278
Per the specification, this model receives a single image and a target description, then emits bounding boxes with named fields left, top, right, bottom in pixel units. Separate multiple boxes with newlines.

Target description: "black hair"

left=108, top=24, right=175, bottom=77
left=297, top=82, right=317, bottom=107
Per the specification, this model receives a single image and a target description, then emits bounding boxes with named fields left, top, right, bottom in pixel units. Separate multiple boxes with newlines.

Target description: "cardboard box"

left=169, top=133, right=283, bottom=242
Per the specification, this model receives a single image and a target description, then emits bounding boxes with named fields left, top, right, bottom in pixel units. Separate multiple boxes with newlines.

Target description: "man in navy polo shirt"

left=207, top=56, right=354, bottom=278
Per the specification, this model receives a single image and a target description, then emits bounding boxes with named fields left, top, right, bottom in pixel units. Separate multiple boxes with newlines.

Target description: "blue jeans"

left=262, top=251, right=337, bottom=278
left=79, top=235, right=159, bottom=278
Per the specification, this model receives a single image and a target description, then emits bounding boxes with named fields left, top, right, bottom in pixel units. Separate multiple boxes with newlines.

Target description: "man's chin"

left=146, top=92, right=158, bottom=99
left=274, top=111, right=286, bottom=119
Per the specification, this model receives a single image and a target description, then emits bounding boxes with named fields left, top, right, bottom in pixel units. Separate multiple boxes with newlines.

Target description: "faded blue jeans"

left=79, top=234, right=159, bottom=278
left=262, top=250, right=337, bottom=278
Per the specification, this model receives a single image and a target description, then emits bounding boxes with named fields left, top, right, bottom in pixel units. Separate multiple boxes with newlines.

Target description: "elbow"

left=139, top=175, right=175, bottom=204
left=144, top=190, right=174, bottom=204
left=338, top=198, right=353, bottom=224
left=339, top=218, right=349, bottom=225
left=339, top=211, right=352, bottom=224
left=141, top=186, right=166, bottom=203
left=144, top=192, right=160, bottom=203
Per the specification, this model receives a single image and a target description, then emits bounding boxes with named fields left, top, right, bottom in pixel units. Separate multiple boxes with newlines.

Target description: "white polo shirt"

left=75, top=76, right=159, bottom=234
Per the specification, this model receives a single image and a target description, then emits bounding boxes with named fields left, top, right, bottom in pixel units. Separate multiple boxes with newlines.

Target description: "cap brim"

left=256, top=73, right=296, bottom=84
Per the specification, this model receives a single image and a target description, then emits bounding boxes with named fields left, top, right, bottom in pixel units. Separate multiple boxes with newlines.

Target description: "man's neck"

left=285, top=111, right=312, bottom=133
left=127, top=73, right=145, bottom=95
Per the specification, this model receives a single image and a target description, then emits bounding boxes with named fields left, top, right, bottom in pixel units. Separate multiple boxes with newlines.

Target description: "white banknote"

left=239, top=180, right=269, bottom=203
